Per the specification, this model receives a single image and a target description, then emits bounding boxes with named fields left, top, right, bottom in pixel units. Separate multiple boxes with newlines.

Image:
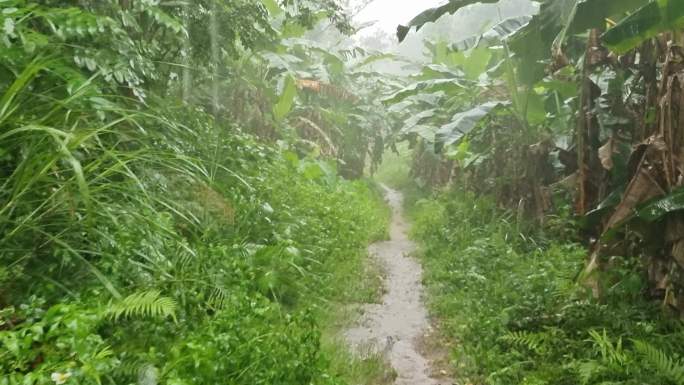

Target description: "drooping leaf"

left=273, top=75, right=297, bottom=122
left=436, top=101, right=510, bottom=146
left=396, top=0, right=501, bottom=42
left=451, top=16, right=532, bottom=52
left=382, top=79, right=465, bottom=105
left=602, top=0, right=684, bottom=54
left=508, top=0, right=578, bottom=85
left=570, top=0, right=650, bottom=34
left=352, top=53, right=397, bottom=69
left=407, top=124, right=438, bottom=141
left=400, top=109, right=437, bottom=135
left=637, top=186, right=684, bottom=222
left=418, top=64, right=464, bottom=80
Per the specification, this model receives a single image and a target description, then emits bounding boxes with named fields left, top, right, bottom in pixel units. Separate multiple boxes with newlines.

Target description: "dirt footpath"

left=345, top=186, right=452, bottom=385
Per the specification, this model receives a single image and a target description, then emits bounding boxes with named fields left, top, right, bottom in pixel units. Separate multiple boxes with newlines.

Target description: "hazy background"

left=304, top=0, right=538, bottom=74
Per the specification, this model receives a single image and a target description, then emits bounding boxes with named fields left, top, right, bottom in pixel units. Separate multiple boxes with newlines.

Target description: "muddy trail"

left=345, top=186, right=451, bottom=385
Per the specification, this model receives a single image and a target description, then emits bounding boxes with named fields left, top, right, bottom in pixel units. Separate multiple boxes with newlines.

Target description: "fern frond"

left=588, top=329, right=627, bottom=365
left=632, top=340, right=684, bottom=384
left=206, top=286, right=227, bottom=310
left=94, top=345, right=114, bottom=359
left=500, top=330, right=547, bottom=353
left=575, top=360, right=605, bottom=385
left=107, top=290, right=177, bottom=322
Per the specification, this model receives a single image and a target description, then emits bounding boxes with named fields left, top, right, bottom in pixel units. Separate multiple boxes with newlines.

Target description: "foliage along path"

left=345, top=186, right=450, bottom=385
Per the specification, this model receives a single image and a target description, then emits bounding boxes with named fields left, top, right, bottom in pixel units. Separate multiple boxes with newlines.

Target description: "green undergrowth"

left=1, top=128, right=391, bottom=384
left=410, top=189, right=684, bottom=385
left=0, top=62, right=391, bottom=383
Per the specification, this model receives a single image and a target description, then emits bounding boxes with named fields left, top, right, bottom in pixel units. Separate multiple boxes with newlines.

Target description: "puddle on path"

left=345, top=186, right=452, bottom=385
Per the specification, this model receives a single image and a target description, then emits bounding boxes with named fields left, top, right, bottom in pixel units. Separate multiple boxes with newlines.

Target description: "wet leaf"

left=273, top=75, right=297, bottom=122
left=436, top=101, right=510, bottom=146
left=397, top=0, right=501, bottom=42
left=637, top=186, right=684, bottom=222
left=382, top=79, right=465, bottom=105
left=451, top=16, right=532, bottom=52
left=602, top=0, right=684, bottom=54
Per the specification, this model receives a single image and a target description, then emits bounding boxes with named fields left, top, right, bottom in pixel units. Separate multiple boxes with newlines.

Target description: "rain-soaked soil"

left=345, top=186, right=452, bottom=385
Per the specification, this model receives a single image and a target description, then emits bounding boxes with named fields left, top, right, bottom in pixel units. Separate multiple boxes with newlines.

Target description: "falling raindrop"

left=210, top=1, right=219, bottom=118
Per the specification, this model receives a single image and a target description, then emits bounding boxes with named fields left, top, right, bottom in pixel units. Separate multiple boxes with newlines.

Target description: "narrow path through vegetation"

left=345, top=186, right=450, bottom=385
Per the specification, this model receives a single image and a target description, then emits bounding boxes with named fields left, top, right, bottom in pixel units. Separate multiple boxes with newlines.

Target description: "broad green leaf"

left=525, top=91, right=546, bottom=125
left=637, top=186, right=684, bottom=222
left=508, top=0, right=578, bottom=85
left=602, top=0, right=684, bottom=54
left=273, top=75, right=297, bottom=122
left=436, top=101, right=510, bottom=146
left=300, top=162, right=325, bottom=180
left=434, top=40, right=450, bottom=65
left=451, top=16, right=532, bottom=52
left=352, top=53, right=396, bottom=69
left=260, top=0, right=283, bottom=15
left=570, top=0, right=649, bottom=34
left=382, top=79, right=465, bottom=105
left=453, top=47, right=492, bottom=80
left=282, top=21, right=308, bottom=38
left=400, top=109, right=437, bottom=135
left=407, top=124, right=438, bottom=141
left=397, top=0, right=501, bottom=42
left=418, top=64, right=464, bottom=80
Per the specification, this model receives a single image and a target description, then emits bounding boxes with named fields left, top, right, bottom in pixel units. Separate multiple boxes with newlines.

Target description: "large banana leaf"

left=637, top=186, right=684, bottom=222
left=436, top=101, right=510, bottom=146
left=400, top=109, right=437, bottom=135
left=273, top=75, right=297, bottom=122
left=507, top=0, right=578, bottom=85
left=382, top=79, right=465, bottom=105
left=570, top=0, right=649, bottom=34
left=396, top=0, right=501, bottom=42
left=602, top=0, right=684, bottom=54
left=451, top=16, right=532, bottom=52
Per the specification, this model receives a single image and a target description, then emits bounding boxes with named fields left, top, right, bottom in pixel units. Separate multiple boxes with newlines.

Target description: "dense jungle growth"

left=0, top=1, right=393, bottom=384
left=3, top=0, right=684, bottom=384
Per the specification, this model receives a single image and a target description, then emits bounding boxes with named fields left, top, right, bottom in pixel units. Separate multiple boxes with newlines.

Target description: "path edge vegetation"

left=376, top=0, right=684, bottom=384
